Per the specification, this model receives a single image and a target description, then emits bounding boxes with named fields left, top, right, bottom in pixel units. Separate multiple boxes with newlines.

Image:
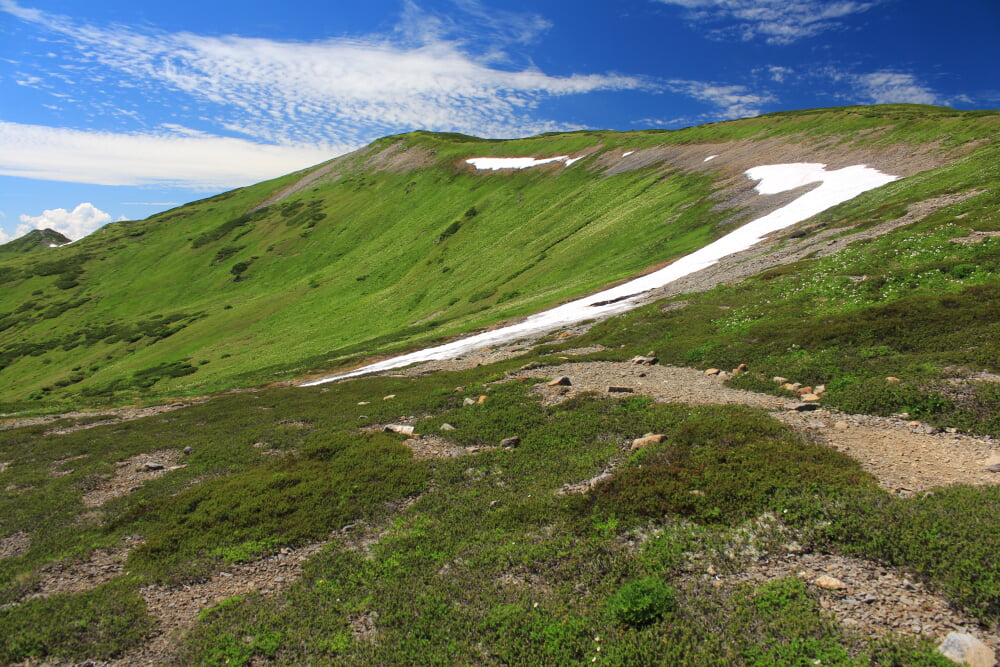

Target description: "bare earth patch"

left=0, top=531, right=30, bottom=559
left=684, top=549, right=1000, bottom=653
left=82, top=449, right=186, bottom=507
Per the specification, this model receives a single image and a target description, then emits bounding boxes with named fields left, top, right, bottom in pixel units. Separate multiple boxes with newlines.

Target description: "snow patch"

left=466, top=156, right=580, bottom=170
left=302, top=162, right=898, bottom=386
left=704, top=155, right=717, bottom=162
left=622, top=151, right=635, bottom=157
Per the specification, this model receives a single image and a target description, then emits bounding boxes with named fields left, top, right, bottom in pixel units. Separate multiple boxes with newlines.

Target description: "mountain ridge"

left=0, top=104, right=995, bottom=412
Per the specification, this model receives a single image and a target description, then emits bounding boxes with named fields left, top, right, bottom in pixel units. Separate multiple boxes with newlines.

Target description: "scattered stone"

left=547, top=376, right=572, bottom=387
left=630, top=355, right=658, bottom=366
left=986, top=463, right=1000, bottom=473
left=383, top=394, right=396, bottom=401
left=689, top=489, right=705, bottom=496
left=140, top=462, right=165, bottom=471
left=782, top=382, right=802, bottom=392
left=607, top=386, right=634, bottom=393
left=785, top=402, right=820, bottom=412
left=182, top=446, right=193, bottom=456
left=773, top=376, right=788, bottom=383
left=938, top=632, right=996, bottom=667
left=454, top=386, right=465, bottom=392
left=358, top=401, right=370, bottom=406
left=796, top=386, right=814, bottom=396
left=477, top=395, right=488, bottom=404
left=384, top=424, right=415, bottom=435
left=733, top=363, right=748, bottom=374
left=500, top=436, right=521, bottom=449
left=705, top=368, right=721, bottom=376
left=463, top=397, right=476, bottom=406
left=587, top=472, right=612, bottom=489
left=519, top=362, right=543, bottom=371
left=813, top=575, right=848, bottom=591
left=886, top=377, right=902, bottom=383
left=814, top=385, right=827, bottom=395
left=440, top=423, right=456, bottom=431
left=800, top=393, right=821, bottom=402
left=630, top=433, right=667, bottom=452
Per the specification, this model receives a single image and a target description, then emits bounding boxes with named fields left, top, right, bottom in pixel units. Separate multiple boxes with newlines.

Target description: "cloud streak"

left=1, top=1, right=645, bottom=146
left=0, top=121, right=341, bottom=188
left=655, top=0, right=880, bottom=44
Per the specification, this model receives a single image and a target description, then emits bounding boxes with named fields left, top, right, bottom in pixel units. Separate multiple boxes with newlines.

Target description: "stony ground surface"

left=81, top=449, right=187, bottom=508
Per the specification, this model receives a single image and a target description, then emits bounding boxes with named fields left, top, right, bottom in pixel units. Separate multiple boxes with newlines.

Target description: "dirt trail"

left=511, top=360, right=1000, bottom=493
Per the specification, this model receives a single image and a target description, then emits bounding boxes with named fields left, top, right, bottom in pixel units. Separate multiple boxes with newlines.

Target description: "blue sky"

left=1, top=0, right=997, bottom=242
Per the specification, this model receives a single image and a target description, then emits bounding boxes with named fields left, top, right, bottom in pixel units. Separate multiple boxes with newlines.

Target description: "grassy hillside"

left=0, top=104, right=995, bottom=412
left=0, top=105, right=998, bottom=664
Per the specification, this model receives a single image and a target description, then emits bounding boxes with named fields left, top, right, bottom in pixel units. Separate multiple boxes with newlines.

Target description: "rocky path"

left=512, top=360, right=1000, bottom=493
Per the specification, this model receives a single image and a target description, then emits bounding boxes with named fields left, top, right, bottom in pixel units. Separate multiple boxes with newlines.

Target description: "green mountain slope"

left=0, top=228, right=71, bottom=259
left=0, top=104, right=996, bottom=411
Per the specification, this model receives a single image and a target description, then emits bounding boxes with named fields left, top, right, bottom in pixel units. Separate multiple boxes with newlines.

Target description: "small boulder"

left=795, top=386, right=813, bottom=396
left=477, top=395, right=488, bottom=404
left=358, top=401, right=370, bottom=406
left=814, top=384, right=826, bottom=394
left=440, top=423, right=457, bottom=431
left=519, top=362, right=543, bottom=371
left=463, top=397, right=476, bottom=406
left=773, top=376, right=788, bottom=384
left=607, top=386, right=634, bottom=393
left=813, top=575, right=847, bottom=591
left=782, top=382, right=802, bottom=392
left=785, top=402, right=819, bottom=412
left=800, top=393, right=821, bottom=402
left=985, top=463, right=1000, bottom=473
left=938, top=632, right=996, bottom=667
left=140, top=462, right=164, bottom=471
left=705, top=368, right=721, bottom=376
left=630, top=355, right=658, bottom=366
left=733, top=363, right=748, bottom=374
left=886, top=376, right=902, bottom=383
left=182, top=446, right=193, bottom=456
left=547, top=376, right=572, bottom=387
left=383, top=394, right=396, bottom=401
left=500, top=436, right=521, bottom=449
left=384, top=424, right=415, bottom=435
left=630, top=433, right=667, bottom=452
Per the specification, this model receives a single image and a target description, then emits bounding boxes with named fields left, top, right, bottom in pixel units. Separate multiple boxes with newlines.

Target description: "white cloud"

left=852, top=71, right=939, bottom=105
left=0, top=121, right=344, bottom=188
left=17, top=202, right=111, bottom=240
left=667, top=79, right=776, bottom=118
left=1, top=1, right=645, bottom=146
left=656, top=0, right=880, bottom=44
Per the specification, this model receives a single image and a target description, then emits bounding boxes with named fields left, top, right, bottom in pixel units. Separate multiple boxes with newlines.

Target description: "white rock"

left=938, top=632, right=996, bottom=667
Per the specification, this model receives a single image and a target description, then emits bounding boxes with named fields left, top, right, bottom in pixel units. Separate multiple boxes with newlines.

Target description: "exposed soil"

left=0, top=401, right=206, bottom=435
left=81, top=449, right=186, bottom=508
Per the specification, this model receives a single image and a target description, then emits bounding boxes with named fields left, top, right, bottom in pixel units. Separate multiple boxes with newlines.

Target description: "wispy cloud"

left=655, top=0, right=880, bottom=44
left=0, top=121, right=341, bottom=188
left=17, top=202, right=111, bottom=241
left=1, top=1, right=644, bottom=146
left=668, top=79, right=776, bottom=118
left=851, top=70, right=939, bottom=105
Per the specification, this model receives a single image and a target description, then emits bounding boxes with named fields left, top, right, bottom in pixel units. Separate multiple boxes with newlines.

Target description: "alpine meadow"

left=1, top=104, right=999, bottom=665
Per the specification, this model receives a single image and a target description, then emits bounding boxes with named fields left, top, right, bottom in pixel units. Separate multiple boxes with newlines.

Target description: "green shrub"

left=607, top=576, right=676, bottom=627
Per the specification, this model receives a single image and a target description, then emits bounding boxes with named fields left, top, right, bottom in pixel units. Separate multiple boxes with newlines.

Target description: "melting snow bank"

left=466, top=156, right=582, bottom=170
left=301, top=163, right=898, bottom=386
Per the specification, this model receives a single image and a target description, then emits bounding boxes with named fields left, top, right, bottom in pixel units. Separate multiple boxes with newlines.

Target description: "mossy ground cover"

left=1, top=365, right=994, bottom=664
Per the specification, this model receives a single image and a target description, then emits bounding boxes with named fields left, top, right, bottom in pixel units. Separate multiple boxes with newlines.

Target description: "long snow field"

left=301, top=161, right=898, bottom=386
